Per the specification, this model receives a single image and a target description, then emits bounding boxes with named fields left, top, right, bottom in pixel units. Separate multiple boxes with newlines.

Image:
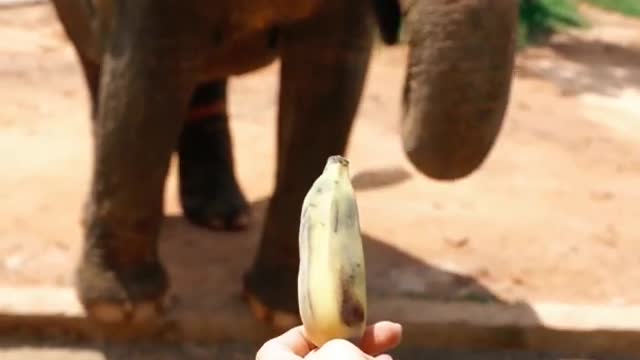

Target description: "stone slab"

left=0, top=287, right=639, bottom=356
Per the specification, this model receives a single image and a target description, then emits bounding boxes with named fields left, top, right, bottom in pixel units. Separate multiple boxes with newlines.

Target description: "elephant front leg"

left=76, top=16, right=193, bottom=323
left=243, top=1, right=374, bottom=330
left=178, top=79, right=250, bottom=231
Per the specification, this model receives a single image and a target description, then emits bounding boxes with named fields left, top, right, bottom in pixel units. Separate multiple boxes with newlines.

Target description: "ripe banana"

left=297, top=155, right=367, bottom=347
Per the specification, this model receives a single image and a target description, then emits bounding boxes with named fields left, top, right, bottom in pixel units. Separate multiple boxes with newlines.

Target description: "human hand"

left=256, top=321, right=402, bottom=360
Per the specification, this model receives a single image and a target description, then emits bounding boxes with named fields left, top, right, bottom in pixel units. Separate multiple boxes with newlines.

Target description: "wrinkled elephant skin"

left=49, top=0, right=517, bottom=329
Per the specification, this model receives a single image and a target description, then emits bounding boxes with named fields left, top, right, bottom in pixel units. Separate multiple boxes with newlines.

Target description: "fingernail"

left=376, top=354, right=393, bottom=360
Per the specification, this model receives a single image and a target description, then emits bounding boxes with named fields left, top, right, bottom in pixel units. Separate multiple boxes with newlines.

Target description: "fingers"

left=310, top=321, right=403, bottom=359
left=256, top=325, right=314, bottom=360
left=275, top=325, right=316, bottom=356
left=358, top=321, right=403, bottom=356
left=255, top=349, right=301, bottom=360
left=375, top=355, right=394, bottom=360
left=256, top=321, right=403, bottom=360
left=308, top=339, right=374, bottom=360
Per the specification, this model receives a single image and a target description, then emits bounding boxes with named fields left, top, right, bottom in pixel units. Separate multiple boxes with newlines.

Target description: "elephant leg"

left=243, top=0, right=374, bottom=329
left=75, top=4, right=194, bottom=323
left=50, top=0, right=98, bottom=58
left=50, top=0, right=101, bottom=116
left=178, top=79, right=250, bottom=231
left=77, top=53, right=101, bottom=118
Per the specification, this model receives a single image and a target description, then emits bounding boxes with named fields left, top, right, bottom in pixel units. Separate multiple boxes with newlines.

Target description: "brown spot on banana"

left=332, top=203, right=340, bottom=233
left=340, top=271, right=365, bottom=327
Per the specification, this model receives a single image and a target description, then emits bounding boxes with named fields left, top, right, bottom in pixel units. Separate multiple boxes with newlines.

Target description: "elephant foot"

left=242, top=263, right=301, bottom=332
left=87, top=301, right=162, bottom=324
left=179, top=177, right=250, bottom=232
left=178, top=110, right=250, bottom=231
left=75, top=246, right=169, bottom=324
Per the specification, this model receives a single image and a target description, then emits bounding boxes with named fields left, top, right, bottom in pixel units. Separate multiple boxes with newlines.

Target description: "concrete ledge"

left=0, top=0, right=47, bottom=8
left=0, top=287, right=639, bottom=356
left=377, top=298, right=640, bottom=355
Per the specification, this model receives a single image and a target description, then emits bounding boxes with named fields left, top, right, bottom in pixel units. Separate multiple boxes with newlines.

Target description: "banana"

left=297, top=155, right=368, bottom=348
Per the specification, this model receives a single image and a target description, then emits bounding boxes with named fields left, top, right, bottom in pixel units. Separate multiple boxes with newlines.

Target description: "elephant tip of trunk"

left=402, top=146, right=491, bottom=182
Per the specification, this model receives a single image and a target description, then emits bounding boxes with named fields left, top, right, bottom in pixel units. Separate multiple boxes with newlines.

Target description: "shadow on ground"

left=351, top=166, right=412, bottom=191
left=0, top=168, right=576, bottom=359
left=516, top=36, right=640, bottom=97
left=149, top=183, right=555, bottom=358
left=0, top=195, right=619, bottom=358
left=157, top=167, right=519, bottom=309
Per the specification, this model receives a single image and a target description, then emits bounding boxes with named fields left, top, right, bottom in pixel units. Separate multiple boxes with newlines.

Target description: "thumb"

left=308, top=339, right=373, bottom=360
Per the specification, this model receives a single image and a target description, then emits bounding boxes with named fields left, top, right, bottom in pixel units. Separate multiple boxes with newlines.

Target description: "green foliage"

left=584, top=0, right=640, bottom=17
left=518, top=0, right=589, bottom=47
left=380, top=0, right=640, bottom=50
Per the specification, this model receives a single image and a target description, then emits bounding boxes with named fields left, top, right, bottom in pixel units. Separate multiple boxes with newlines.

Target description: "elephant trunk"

left=401, top=0, right=518, bottom=180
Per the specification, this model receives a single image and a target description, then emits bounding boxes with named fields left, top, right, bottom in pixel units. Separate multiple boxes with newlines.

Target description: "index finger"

left=358, top=321, right=403, bottom=355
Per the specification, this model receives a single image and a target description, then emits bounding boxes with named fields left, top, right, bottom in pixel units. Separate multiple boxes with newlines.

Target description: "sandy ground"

left=0, top=0, right=639, bottom=327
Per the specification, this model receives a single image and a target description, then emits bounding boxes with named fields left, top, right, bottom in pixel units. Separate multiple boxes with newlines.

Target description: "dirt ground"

left=0, top=1, right=639, bottom=317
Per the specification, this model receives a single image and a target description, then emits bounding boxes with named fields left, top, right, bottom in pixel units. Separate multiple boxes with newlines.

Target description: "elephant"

left=49, top=0, right=517, bottom=328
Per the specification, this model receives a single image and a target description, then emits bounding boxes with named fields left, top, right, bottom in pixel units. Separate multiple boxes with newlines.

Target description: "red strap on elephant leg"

left=187, top=101, right=226, bottom=122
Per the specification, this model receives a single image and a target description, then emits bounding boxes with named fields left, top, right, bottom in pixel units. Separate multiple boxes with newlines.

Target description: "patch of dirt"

left=0, top=3, right=639, bottom=312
